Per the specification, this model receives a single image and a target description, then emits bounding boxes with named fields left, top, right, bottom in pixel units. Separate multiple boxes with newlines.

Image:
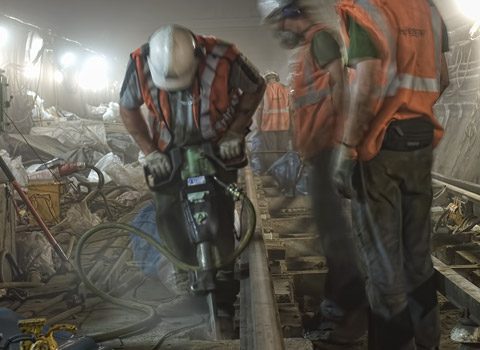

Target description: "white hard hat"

left=257, top=0, right=292, bottom=23
left=147, top=24, right=198, bottom=91
left=263, top=70, right=279, bottom=80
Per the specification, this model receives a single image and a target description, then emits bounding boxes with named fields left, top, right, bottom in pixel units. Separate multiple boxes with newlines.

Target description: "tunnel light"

left=60, top=52, right=75, bottom=68
left=456, top=0, right=480, bottom=21
left=24, top=62, right=40, bottom=79
left=0, top=27, right=7, bottom=47
left=54, top=70, right=64, bottom=83
left=79, top=56, right=107, bottom=91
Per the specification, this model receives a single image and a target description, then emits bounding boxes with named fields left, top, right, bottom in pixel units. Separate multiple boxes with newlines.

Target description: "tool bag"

left=382, top=117, right=434, bottom=151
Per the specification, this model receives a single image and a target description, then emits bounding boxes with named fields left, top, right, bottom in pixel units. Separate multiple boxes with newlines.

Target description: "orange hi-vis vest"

left=130, top=36, right=241, bottom=151
left=261, top=82, right=290, bottom=131
left=291, top=24, right=339, bottom=160
left=338, top=0, right=445, bottom=161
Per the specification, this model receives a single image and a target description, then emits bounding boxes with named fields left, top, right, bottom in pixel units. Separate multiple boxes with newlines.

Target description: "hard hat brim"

left=148, top=55, right=197, bottom=91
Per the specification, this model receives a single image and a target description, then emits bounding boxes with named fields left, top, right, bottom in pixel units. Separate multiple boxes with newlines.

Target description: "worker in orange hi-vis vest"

left=334, top=0, right=450, bottom=348
left=257, top=0, right=367, bottom=346
left=119, top=24, right=265, bottom=333
left=251, top=70, right=292, bottom=173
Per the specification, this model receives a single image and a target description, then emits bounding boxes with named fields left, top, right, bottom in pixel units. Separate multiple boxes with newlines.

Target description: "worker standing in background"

left=119, top=24, right=265, bottom=335
left=258, top=0, right=367, bottom=345
left=251, top=70, right=291, bottom=173
left=334, top=0, right=450, bottom=348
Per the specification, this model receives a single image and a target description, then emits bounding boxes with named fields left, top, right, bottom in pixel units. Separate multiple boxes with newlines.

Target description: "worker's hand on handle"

left=218, top=130, right=244, bottom=160
left=333, top=144, right=358, bottom=199
left=145, top=150, right=172, bottom=180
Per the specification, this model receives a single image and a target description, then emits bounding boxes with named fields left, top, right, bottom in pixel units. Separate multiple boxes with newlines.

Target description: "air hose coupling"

left=213, top=176, right=244, bottom=201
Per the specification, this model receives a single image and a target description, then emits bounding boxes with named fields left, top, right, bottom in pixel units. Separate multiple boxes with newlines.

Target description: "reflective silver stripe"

left=430, top=2, right=442, bottom=83
left=216, top=92, right=239, bottom=131
left=294, top=87, right=330, bottom=109
left=387, top=74, right=439, bottom=95
left=265, top=108, right=289, bottom=114
left=145, top=59, right=172, bottom=145
left=200, top=44, right=229, bottom=139
left=357, top=0, right=397, bottom=99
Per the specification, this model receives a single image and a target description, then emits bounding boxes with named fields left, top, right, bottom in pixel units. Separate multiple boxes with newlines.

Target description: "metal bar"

left=243, top=166, right=286, bottom=350
left=432, top=172, right=480, bottom=196
left=433, top=256, right=480, bottom=325
left=432, top=178, right=480, bottom=204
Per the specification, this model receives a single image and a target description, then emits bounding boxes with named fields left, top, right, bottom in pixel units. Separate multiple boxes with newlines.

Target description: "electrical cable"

left=0, top=250, right=23, bottom=283
left=82, top=189, right=114, bottom=220
left=76, top=193, right=255, bottom=273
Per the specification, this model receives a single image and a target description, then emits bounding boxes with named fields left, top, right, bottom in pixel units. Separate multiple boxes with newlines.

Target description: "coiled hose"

left=74, top=190, right=256, bottom=341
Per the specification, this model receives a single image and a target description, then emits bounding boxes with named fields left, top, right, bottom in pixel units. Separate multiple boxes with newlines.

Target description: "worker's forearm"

left=229, top=80, right=266, bottom=135
left=120, top=105, right=157, bottom=155
left=344, top=59, right=381, bottom=146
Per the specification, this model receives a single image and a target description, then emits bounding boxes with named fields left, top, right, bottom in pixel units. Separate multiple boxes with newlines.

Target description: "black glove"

left=333, top=144, right=358, bottom=199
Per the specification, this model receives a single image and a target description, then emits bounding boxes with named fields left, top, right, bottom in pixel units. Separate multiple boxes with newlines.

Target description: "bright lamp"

left=79, top=56, right=107, bottom=91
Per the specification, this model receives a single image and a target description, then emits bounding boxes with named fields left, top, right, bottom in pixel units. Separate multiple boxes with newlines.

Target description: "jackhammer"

left=144, top=142, right=254, bottom=339
left=74, top=143, right=256, bottom=341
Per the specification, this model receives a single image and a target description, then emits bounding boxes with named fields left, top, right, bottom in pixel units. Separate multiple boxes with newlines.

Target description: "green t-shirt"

left=347, top=18, right=379, bottom=65
left=347, top=17, right=450, bottom=65
left=311, top=30, right=342, bottom=68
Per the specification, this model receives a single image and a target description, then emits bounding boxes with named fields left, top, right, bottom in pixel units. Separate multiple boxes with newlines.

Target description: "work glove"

left=332, top=144, right=358, bottom=199
left=218, top=130, right=244, bottom=160
left=145, top=150, right=172, bottom=180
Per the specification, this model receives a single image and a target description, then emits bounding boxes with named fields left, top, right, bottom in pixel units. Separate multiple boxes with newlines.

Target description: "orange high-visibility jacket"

left=291, top=24, right=339, bottom=160
left=130, top=36, right=241, bottom=151
left=338, top=0, right=445, bottom=161
left=261, top=82, right=291, bottom=131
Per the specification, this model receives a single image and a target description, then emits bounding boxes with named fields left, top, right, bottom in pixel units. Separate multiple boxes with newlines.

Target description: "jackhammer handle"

left=201, top=143, right=248, bottom=170
left=144, top=147, right=183, bottom=192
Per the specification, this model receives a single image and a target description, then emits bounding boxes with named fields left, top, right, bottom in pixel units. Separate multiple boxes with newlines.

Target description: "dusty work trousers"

left=310, top=149, right=366, bottom=322
left=254, top=130, right=290, bottom=173
left=352, top=146, right=440, bottom=349
left=152, top=168, right=239, bottom=311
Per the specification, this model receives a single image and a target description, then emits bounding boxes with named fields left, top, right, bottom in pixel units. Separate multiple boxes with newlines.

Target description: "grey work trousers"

left=352, top=146, right=440, bottom=349
left=152, top=168, right=239, bottom=308
left=310, top=149, right=366, bottom=318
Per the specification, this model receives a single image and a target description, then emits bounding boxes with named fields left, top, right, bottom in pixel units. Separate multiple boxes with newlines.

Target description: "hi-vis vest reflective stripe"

left=131, top=37, right=240, bottom=151
left=338, top=0, right=445, bottom=161
left=261, top=82, right=290, bottom=131
left=291, top=24, right=337, bottom=160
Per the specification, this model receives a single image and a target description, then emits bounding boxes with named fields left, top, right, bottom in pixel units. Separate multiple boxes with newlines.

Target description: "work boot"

left=305, top=303, right=367, bottom=345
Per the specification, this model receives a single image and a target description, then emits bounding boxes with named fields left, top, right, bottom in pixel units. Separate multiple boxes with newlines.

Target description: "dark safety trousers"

left=310, top=149, right=367, bottom=331
left=352, top=146, right=440, bottom=350
left=152, top=167, right=239, bottom=314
